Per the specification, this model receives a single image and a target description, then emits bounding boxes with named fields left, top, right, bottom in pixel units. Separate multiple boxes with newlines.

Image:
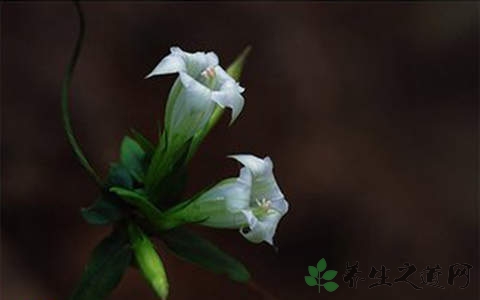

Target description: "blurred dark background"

left=1, top=2, right=478, bottom=299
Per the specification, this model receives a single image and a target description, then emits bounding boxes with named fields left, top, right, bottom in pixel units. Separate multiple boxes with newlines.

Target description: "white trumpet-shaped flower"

left=146, top=47, right=244, bottom=149
left=166, top=154, right=288, bottom=245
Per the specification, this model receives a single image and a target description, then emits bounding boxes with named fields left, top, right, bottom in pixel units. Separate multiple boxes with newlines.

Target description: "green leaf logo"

left=304, top=258, right=339, bottom=293
left=308, top=266, right=318, bottom=277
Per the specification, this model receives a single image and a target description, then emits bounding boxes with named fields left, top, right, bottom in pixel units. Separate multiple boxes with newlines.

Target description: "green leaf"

left=304, top=276, right=317, bottom=287
left=105, top=163, right=133, bottom=189
left=120, top=136, right=146, bottom=182
left=130, top=128, right=155, bottom=155
left=109, top=187, right=167, bottom=230
left=146, top=137, right=192, bottom=204
left=323, top=281, right=339, bottom=292
left=70, top=228, right=132, bottom=300
left=109, top=187, right=148, bottom=203
left=128, top=223, right=169, bottom=300
left=322, top=270, right=338, bottom=281
left=317, top=258, right=327, bottom=272
left=161, top=227, right=250, bottom=282
left=151, top=165, right=187, bottom=209
left=144, top=137, right=167, bottom=192
left=308, top=266, right=318, bottom=278
left=80, top=163, right=134, bottom=225
left=81, top=195, right=125, bottom=225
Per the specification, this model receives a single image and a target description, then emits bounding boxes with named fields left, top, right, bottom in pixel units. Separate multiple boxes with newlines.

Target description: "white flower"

left=168, top=154, right=288, bottom=245
left=146, top=47, right=244, bottom=148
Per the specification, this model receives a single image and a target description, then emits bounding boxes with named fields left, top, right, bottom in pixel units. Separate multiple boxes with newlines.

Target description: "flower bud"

left=128, top=223, right=169, bottom=299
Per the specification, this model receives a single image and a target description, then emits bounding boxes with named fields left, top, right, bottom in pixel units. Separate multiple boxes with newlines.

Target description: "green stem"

left=61, top=1, right=102, bottom=186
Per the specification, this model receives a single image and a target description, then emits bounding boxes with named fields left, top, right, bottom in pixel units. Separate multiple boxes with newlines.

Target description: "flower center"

left=201, top=66, right=216, bottom=79
left=199, top=66, right=217, bottom=90
left=253, top=198, right=272, bottom=218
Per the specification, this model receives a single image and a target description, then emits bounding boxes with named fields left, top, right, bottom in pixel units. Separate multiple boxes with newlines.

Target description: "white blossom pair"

left=148, top=48, right=288, bottom=246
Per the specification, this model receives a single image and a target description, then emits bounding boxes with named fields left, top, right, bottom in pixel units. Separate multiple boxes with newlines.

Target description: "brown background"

left=1, top=2, right=478, bottom=300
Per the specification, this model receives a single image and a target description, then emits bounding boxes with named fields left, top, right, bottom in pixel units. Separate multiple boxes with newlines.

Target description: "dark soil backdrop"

left=1, top=2, right=478, bottom=299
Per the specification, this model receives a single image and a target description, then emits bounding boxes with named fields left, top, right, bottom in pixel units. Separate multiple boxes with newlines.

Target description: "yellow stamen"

left=256, top=198, right=272, bottom=213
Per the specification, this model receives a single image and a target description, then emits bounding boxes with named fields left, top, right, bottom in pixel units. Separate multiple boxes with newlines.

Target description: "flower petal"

left=230, top=155, right=288, bottom=215
left=167, top=72, right=215, bottom=143
left=145, top=47, right=219, bottom=79
left=240, top=210, right=283, bottom=245
left=213, top=66, right=244, bottom=92
left=234, top=168, right=253, bottom=210
left=184, top=51, right=218, bottom=77
left=229, top=155, right=272, bottom=177
left=145, top=47, right=187, bottom=78
left=179, top=71, right=211, bottom=95
left=205, top=52, right=219, bottom=66
left=211, top=81, right=245, bottom=124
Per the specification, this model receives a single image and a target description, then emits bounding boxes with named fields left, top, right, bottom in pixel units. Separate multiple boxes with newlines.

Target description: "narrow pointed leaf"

left=146, top=138, right=192, bottom=204
left=130, top=128, right=155, bottom=155
left=81, top=195, right=125, bottom=225
left=109, top=187, right=166, bottom=230
left=105, top=163, right=133, bottom=189
left=70, top=228, right=132, bottom=300
left=161, top=227, right=250, bottom=282
left=120, top=136, right=146, bottom=182
left=151, top=165, right=187, bottom=209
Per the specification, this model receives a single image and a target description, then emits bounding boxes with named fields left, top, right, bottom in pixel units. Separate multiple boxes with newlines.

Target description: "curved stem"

left=61, top=1, right=102, bottom=185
